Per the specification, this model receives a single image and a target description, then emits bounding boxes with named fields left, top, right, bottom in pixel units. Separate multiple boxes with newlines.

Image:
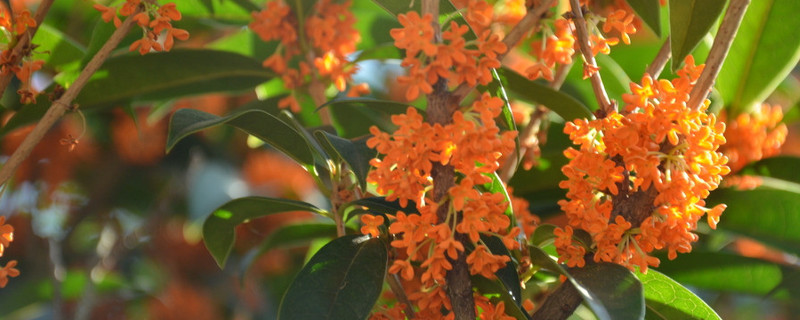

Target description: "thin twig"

left=0, top=0, right=56, bottom=95
left=569, top=0, right=613, bottom=114
left=0, top=8, right=143, bottom=188
left=687, top=0, right=750, bottom=111
left=645, top=36, right=671, bottom=79
left=452, top=0, right=556, bottom=102
left=386, top=274, right=416, bottom=318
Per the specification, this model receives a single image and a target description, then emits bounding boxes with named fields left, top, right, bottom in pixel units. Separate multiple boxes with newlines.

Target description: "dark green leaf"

left=717, top=0, right=800, bottom=113
left=77, top=50, right=271, bottom=109
left=669, top=0, right=726, bottom=71
left=636, top=269, right=721, bottom=320
left=322, top=97, right=414, bottom=138
left=482, top=235, right=523, bottom=306
left=167, top=108, right=316, bottom=169
left=486, top=68, right=521, bottom=161
left=625, top=0, right=662, bottom=37
left=568, top=262, right=645, bottom=320
left=528, top=246, right=645, bottom=320
left=314, top=131, right=376, bottom=190
left=226, top=0, right=260, bottom=16
left=656, top=252, right=782, bottom=295
left=32, top=24, right=86, bottom=67
left=240, top=223, right=341, bottom=275
left=472, top=276, right=531, bottom=320
left=530, top=224, right=557, bottom=246
left=202, top=197, right=327, bottom=267
left=709, top=187, right=800, bottom=256
left=502, top=68, right=593, bottom=121
left=739, top=156, right=800, bottom=185
left=278, top=235, right=387, bottom=320
left=343, top=197, right=417, bottom=221
left=481, top=172, right=515, bottom=223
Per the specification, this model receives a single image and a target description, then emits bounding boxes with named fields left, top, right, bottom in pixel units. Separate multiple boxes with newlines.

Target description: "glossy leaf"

left=528, top=246, right=645, bottom=320
left=717, top=0, right=800, bottom=113
left=625, top=0, right=662, bottom=37
left=502, top=68, right=593, bottom=121
left=669, top=0, right=726, bottom=71
left=167, top=108, right=316, bottom=169
left=483, top=235, right=523, bottom=307
left=472, top=276, right=531, bottom=320
left=343, top=197, right=417, bottom=221
left=482, top=172, right=515, bottom=222
left=314, top=131, right=375, bottom=190
left=656, top=252, right=782, bottom=295
left=77, top=50, right=271, bottom=109
left=530, top=224, right=557, bottom=247
left=709, top=187, right=800, bottom=256
left=278, top=235, right=387, bottom=320
left=636, top=269, right=721, bottom=320
left=487, top=68, right=521, bottom=159
left=202, top=197, right=327, bottom=267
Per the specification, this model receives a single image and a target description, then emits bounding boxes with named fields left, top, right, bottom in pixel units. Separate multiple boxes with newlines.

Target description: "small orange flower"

left=360, top=214, right=384, bottom=238
left=0, top=260, right=19, bottom=288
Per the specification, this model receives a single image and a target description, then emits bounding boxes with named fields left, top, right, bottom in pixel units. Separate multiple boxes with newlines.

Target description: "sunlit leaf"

left=636, top=269, right=721, bottom=320
left=709, top=187, right=800, bottom=256
left=716, top=0, right=800, bottom=113
left=656, top=252, right=782, bottom=295
left=739, top=156, right=800, bottom=185
left=202, top=197, right=327, bottom=267
left=321, top=97, right=413, bottom=138
left=669, top=0, right=726, bottom=71
left=32, top=24, right=86, bottom=67
left=278, top=235, right=387, bottom=320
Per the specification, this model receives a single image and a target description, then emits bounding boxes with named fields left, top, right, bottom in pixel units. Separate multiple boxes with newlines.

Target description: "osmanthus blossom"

left=93, top=0, right=190, bottom=55
left=556, top=56, right=730, bottom=272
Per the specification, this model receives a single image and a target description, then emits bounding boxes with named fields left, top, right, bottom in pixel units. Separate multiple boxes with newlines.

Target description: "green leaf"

left=655, top=252, right=782, bottom=295
left=482, top=172, right=515, bottom=223
left=77, top=50, right=271, bottom=109
left=528, top=246, right=645, bottom=320
left=314, top=131, right=376, bottom=190
left=568, top=262, right=645, bottom=320
left=32, top=24, right=86, bottom=67
left=240, top=222, right=342, bottom=275
left=167, top=108, right=316, bottom=169
left=669, top=0, right=726, bottom=71
left=708, top=187, right=800, bottom=256
left=739, top=156, right=800, bottom=185
left=278, top=235, right=387, bottom=320
left=530, top=224, right=557, bottom=246
left=202, top=197, right=327, bottom=267
left=501, top=68, right=593, bottom=121
left=343, top=197, right=417, bottom=221
left=485, top=68, right=521, bottom=161
left=716, top=0, right=800, bottom=113
left=321, top=97, right=414, bottom=138
left=636, top=269, right=721, bottom=320
left=625, top=0, right=662, bottom=37
left=472, top=276, right=531, bottom=320
left=482, top=235, right=524, bottom=306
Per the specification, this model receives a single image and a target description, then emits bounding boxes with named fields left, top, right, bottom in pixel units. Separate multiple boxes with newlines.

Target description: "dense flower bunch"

left=365, top=93, right=518, bottom=319
left=94, top=0, right=189, bottom=55
left=526, top=1, right=644, bottom=81
left=390, top=10, right=507, bottom=101
left=250, top=0, right=366, bottom=112
left=720, top=104, right=787, bottom=172
left=0, top=217, right=19, bottom=288
left=556, top=56, right=730, bottom=272
left=0, top=7, right=44, bottom=104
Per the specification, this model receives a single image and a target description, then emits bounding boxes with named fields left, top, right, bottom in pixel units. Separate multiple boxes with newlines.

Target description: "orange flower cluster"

left=0, top=216, right=19, bottom=288
left=556, top=56, right=730, bottom=272
left=250, top=0, right=366, bottom=112
left=390, top=10, right=507, bottom=101
left=365, top=93, right=518, bottom=318
left=94, top=0, right=189, bottom=55
left=0, top=7, right=45, bottom=104
left=526, top=1, right=640, bottom=81
left=720, top=104, right=787, bottom=173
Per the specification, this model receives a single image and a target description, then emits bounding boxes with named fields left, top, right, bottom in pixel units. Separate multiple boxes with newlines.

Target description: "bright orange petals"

left=360, top=214, right=385, bottom=237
